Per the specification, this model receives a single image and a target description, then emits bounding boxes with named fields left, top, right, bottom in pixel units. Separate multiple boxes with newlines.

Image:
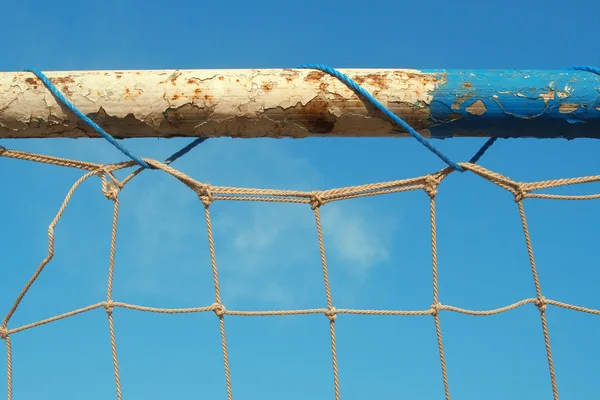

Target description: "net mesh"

left=1, top=146, right=600, bottom=400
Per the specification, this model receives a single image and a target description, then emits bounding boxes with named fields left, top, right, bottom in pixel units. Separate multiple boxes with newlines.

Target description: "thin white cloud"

left=321, top=203, right=394, bottom=270
left=16, top=137, right=399, bottom=308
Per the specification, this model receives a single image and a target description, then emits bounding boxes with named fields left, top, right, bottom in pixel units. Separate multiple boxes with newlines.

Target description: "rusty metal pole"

left=1, top=69, right=599, bottom=140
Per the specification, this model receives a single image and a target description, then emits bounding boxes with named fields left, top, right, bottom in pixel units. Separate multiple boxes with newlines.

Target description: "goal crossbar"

left=1, top=68, right=599, bottom=140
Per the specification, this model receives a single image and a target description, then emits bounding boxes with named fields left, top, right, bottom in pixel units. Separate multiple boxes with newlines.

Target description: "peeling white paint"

left=465, top=100, right=487, bottom=115
left=538, top=90, right=555, bottom=104
left=0, top=69, right=442, bottom=139
left=564, top=85, right=574, bottom=95
left=559, top=103, right=579, bottom=113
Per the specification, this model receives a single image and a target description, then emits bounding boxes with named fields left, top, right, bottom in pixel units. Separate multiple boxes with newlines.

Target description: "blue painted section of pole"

left=423, top=69, right=600, bottom=139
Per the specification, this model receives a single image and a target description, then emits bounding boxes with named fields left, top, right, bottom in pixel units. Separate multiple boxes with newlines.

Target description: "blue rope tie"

left=26, top=68, right=209, bottom=169
left=469, top=137, right=497, bottom=164
left=165, top=137, right=208, bottom=164
left=25, top=68, right=153, bottom=169
left=297, top=64, right=466, bottom=172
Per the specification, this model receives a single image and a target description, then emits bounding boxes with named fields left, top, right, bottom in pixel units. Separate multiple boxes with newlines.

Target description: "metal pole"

left=1, top=68, right=599, bottom=139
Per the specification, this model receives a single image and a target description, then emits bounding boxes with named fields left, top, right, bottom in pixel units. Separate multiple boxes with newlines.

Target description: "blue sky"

left=1, top=0, right=600, bottom=399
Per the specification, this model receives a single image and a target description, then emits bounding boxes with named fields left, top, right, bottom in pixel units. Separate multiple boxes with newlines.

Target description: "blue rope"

left=469, top=137, right=497, bottom=164
left=568, top=65, right=600, bottom=75
left=165, top=137, right=208, bottom=164
left=297, top=64, right=465, bottom=172
left=25, top=68, right=153, bottom=169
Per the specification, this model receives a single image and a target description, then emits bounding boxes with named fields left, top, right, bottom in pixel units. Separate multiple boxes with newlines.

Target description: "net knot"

left=104, top=300, right=115, bottom=314
left=535, top=296, right=547, bottom=312
left=0, top=326, right=8, bottom=340
left=423, top=174, right=441, bottom=198
left=212, top=302, right=226, bottom=317
left=430, top=302, right=442, bottom=317
left=513, top=184, right=527, bottom=203
left=198, top=186, right=214, bottom=207
left=325, top=307, right=337, bottom=321
left=310, top=193, right=324, bottom=210
left=100, top=173, right=120, bottom=201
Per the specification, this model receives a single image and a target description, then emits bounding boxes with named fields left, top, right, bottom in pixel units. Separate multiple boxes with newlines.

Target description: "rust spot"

left=273, top=95, right=337, bottom=133
left=463, top=82, right=472, bottom=88
left=49, top=76, right=75, bottom=85
left=353, top=75, right=366, bottom=84
left=25, top=77, right=40, bottom=85
left=236, top=79, right=240, bottom=83
left=124, top=87, right=143, bottom=99
left=136, top=72, right=141, bottom=75
left=172, top=94, right=180, bottom=100
left=364, top=74, right=387, bottom=90
left=61, top=85, right=73, bottom=97
left=115, top=72, right=124, bottom=74
left=282, top=69, right=299, bottom=84
left=218, top=76, right=225, bottom=81
left=116, top=75, right=122, bottom=79
left=306, top=71, right=325, bottom=82
left=204, top=94, right=213, bottom=101
left=194, top=88, right=202, bottom=98
left=351, top=74, right=388, bottom=90
left=169, top=72, right=182, bottom=86
left=187, top=79, right=196, bottom=84
left=262, top=82, right=275, bottom=91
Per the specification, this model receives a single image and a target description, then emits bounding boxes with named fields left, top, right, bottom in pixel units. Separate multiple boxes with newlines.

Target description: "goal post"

left=1, top=68, right=599, bottom=140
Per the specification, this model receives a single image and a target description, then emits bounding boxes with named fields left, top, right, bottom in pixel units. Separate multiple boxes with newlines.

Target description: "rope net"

left=1, top=145, right=599, bottom=400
